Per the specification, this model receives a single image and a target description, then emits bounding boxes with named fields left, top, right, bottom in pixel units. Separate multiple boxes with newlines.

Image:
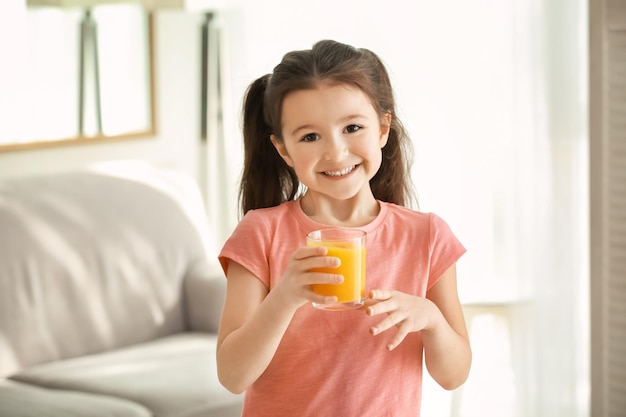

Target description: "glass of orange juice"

left=306, top=228, right=366, bottom=311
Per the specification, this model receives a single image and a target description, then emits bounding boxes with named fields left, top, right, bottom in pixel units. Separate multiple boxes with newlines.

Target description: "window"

left=0, top=3, right=154, bottom=151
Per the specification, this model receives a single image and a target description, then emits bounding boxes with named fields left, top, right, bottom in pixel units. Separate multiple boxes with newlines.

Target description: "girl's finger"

left=300, top=255, right=340, bottom=274
left=306, top=272, right=344, bottom=285
left=293, top=245, right=327, bottom=260
left=368, top=289, right=394, bottom=301
left=369, top=311, right=403, bottom=335
left=366, top=296, right=397, bottom=317
left=386, top=324, right=410, bottom=351
left=307, top=289, right=338, bottom=305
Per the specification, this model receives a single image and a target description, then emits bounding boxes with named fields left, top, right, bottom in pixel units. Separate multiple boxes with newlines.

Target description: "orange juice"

left=309, top=243, right=366, bottom=303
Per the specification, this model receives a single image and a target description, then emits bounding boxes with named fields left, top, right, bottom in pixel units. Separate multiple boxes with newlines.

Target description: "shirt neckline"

left=288, top=199, right=389, bottom=234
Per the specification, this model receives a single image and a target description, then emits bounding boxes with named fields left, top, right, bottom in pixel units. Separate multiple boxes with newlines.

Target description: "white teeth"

left=324, top=165, right=355, bottom=177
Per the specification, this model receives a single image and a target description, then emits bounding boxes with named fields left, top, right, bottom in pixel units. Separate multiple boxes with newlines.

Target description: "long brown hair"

left=239, top=40, right=415, bottom=216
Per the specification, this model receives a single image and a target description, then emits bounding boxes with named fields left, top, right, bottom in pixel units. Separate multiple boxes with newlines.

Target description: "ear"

left=379, top=112, right=392, bottom=148
left=270, top=134, right=294, bottom=167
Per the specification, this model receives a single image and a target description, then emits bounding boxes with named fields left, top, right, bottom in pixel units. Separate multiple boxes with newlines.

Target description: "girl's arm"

left=216, top=261, right=294, bottom=394
left=422, top=264, right=472, bottom=389
left=216, top=247, right=342, bottom=393
left=366, top=264, right=471, bottom=390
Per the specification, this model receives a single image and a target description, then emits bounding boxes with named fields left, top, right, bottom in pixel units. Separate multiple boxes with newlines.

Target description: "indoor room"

left=0, top=0, right=621, bottom=416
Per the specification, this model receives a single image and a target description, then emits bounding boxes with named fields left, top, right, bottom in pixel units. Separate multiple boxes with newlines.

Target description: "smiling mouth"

left=323, top=165, right=357, bottom=177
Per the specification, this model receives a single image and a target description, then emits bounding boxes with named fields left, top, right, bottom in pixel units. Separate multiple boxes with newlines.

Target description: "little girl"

left=217, top=39, right=471, bottom=417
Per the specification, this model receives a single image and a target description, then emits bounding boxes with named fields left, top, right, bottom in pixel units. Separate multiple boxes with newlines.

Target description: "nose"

left=323, top=135, right=348, bottom=161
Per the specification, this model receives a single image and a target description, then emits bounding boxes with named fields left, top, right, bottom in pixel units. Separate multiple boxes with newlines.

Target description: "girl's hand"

left=365, top=289, right=437, bottom=351
left=273, top=246, right=344, bottom=310
left=366, top=267, right=471, bottom=389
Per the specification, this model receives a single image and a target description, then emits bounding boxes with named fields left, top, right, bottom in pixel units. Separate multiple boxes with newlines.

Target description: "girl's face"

left=271, top=83, right=390, bottom=204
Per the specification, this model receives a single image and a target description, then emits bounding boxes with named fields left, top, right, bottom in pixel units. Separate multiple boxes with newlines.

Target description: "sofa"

left=0, top=164, right=243, bottom=417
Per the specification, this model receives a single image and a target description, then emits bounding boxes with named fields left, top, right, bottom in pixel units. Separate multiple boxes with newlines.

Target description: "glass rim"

left=306, top=227, right=367, bottom=241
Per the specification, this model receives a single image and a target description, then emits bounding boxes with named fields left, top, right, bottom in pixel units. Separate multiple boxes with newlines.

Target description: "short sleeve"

left=427, top=213, right=467, bottom=290
left=218, top=210, right=272, bottom=287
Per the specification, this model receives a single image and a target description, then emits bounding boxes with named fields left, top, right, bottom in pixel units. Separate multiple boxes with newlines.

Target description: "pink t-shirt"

left=219, top=200, right=466, bottom=417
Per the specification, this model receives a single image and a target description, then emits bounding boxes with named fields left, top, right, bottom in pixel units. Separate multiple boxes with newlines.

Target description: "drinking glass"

left=307, top=227, right=366, bottom=311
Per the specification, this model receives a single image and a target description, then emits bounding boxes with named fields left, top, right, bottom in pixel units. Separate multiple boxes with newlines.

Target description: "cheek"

left=360, top=141, right=383, bottom=161
left=285, top=151, right=312, bottom=172
left=363, top=143, right=384, bottom=172
left=371, top=150, right=384, bottom=169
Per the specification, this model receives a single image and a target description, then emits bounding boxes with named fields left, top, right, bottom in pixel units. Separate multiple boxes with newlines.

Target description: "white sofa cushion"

left=0, top=379, right=151, bottom=417
left=10, top=333, right=243, bottom=417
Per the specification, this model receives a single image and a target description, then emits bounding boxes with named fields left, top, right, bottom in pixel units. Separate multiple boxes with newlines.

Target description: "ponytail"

left=239, top=75, right=299, bottom=216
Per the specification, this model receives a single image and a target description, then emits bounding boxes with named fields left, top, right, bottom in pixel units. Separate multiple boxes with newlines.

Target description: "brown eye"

left=301, top=133, right=319, bottom=142
left=344, top=124, right=362, bottom=133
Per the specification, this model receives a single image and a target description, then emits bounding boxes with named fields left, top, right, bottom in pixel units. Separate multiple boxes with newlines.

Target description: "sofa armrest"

left=183, top=260, right=226, bottom=333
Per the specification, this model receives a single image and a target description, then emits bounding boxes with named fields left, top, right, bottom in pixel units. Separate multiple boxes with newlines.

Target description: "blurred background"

left=0, top=0, right=619, bottom=415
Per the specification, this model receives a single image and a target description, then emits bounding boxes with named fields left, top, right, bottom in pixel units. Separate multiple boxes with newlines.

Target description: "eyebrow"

left=289, top=114, right=367, bottom=136
left=290, top=124, right=315, bottom=137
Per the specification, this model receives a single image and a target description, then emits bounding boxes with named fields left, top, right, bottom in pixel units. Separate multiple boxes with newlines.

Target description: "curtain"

left=201, top=11, right=239, bottom=249
left=417, top=0, right=589, bottom=416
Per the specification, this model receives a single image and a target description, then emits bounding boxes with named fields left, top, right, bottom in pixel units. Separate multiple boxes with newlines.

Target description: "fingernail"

left=387, top=343, right=394, bottom=351
left=370, top=327, right=378, bottom=335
